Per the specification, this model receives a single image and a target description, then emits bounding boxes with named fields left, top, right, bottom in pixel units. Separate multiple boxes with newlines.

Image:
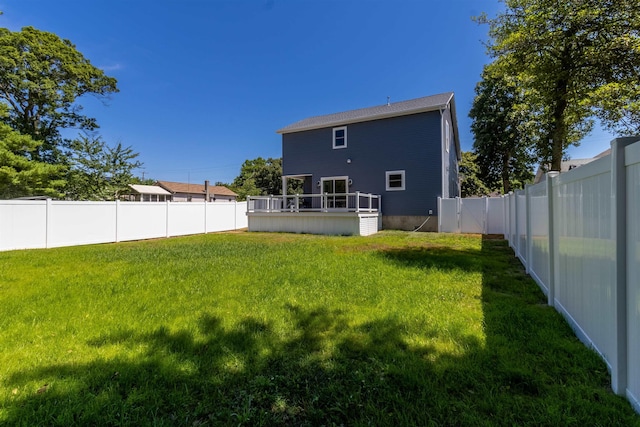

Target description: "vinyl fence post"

left=45, top=198, right=52, bottom=249
left=115, top=200, right=120, bottom=243
left=456, top=197, right=461, bottom=233
left=502, top=195, right=508, bottom=240
left=204, top=200, right=208, bottom=234
left=512, top=190, right=520, bottom=256
left=484, top=196, right=489, bottom=235
left=166, top=200, right=170, bottom=238
left=546, top=171, right=559, bottom=308
left=437, top=197, right=442, bottom=232
left=502, top=195, right=508, bottom=239
left=525, top=185, right=532, bottom=274
left=610, top=137, right=635, bottom=396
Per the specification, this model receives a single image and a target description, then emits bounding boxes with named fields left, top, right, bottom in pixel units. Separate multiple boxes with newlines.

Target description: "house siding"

left=283, top=111, right=445, bottom=216
left=441, top=108, right=460, bottom=198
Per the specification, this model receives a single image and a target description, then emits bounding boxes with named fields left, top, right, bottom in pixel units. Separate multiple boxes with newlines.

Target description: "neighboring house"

left=533, top=148, right=611, bottom=184
left=127, top=184, right=172, bottom=202
left=155, top=180, right=238, bottom=202
left=277, top=93, right=461, bottom=231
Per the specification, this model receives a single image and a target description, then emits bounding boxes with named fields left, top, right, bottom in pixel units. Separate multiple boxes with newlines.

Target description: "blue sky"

left=1, top=0, right=615, bottom=184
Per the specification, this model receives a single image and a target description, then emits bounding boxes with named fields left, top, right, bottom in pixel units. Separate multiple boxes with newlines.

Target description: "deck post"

left=355, top=191, right=360, bottom=212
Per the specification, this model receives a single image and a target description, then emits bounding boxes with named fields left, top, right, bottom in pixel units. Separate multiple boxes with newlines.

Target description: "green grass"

left=0, top=231, right=638, bottom=426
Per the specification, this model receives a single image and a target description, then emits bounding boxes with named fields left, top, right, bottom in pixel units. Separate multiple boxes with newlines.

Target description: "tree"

left=459, top=151, right=490, bottom=198
left=0, top=26, right=118, bottom=163
left=65, top=133, right=142, bottom=200
left=0, top=119, right=65, bottom=198
left=230, top=157, right=301, bottom=200
left=469, top=63, right=535, bottom=193
left=479, top=0, right=640, bottom=171
left=593, top=83, right=640, bottom=136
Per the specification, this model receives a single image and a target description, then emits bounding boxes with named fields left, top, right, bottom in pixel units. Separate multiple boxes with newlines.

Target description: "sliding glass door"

left=321, top=177, right=348, bottom=209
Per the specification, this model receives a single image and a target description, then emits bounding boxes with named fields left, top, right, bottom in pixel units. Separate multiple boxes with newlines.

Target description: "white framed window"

left=333, top=126, right=347, bottom=149
left=385, top=170, right=405, bottom=191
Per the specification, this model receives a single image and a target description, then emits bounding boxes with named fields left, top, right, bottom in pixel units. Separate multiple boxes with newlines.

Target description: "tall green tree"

left=459, top=151, right=490, bottom=198
left=470, top=63, right=535, bottom=193
left=65, top=133, right=142, bottom=201
left=479, top=0, right=640, bottom=171
left=0, top=119, right=65, bottom=198
left=0, top=26, right=118, bottom=163
left=230, top=157, right=301, bottom=200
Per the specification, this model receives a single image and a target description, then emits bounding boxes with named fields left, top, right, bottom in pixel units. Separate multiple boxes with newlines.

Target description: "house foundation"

left=382, top=215, right=438, bottom=232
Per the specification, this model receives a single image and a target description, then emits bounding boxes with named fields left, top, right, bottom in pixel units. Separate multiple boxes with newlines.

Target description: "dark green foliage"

left=469, top=65, right=534, bottom=193
left=459, top=151, right=491, bottom=197
left=478, top=0, right=640, bottom=170
left=65, top=133, right=142, bottom=200
left=0, top=111, right=65, bottom=198
left=0, top=26, right=118, bottom=163
left=230, top=157, right=301, bottom=200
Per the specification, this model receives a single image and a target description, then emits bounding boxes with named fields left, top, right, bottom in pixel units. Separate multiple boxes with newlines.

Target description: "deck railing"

left=247, top=192, right=380, bottom=213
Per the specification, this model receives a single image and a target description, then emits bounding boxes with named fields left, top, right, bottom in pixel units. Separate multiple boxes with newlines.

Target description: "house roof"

left=155, top=181, right=238, bottom=197
left=276, top=92, right=456, bottom=134
left=128, top=184, right=172, bottom=196
left=533, top=147, right=613, bottom=183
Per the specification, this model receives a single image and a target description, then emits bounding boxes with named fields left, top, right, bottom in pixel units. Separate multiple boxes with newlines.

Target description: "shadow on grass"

left=4, top=237, right=639, bottom=426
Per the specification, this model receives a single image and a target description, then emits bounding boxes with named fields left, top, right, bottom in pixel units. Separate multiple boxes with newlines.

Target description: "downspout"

left=439, top=107, right=446, bottom=201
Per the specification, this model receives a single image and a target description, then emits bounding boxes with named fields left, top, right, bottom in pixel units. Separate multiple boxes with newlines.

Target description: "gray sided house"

left=277, top=93, right=461, bottom=231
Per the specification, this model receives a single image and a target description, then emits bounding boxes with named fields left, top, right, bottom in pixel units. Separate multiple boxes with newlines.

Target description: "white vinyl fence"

left=0, top=200, right=248, bottom=252
left=439, top=137, right=640, bottom=414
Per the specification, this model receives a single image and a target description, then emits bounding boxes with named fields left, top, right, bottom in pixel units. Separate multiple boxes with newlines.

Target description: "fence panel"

left=460, top=198, right=486, bottom=234
left=509, top=194, right=517, bottom=250
left=49, top=201, right=117, bottom=248
left=206, top=202, right=236, bottom=232
left=528, top=181, right=550, bottom=293
left=486, top=197, right=505, bottom=234
left=553, top=156, right=615, bottom=366
left=0, top=200, right=47, bottom=251
left=236, top=202, right=248, bottom=229
left=516, top=190, right=528, bottom=264
left=626, top=142, right=640, bottom=411
left=168, top=203, right=206, bottom=237
left=119, top=202, right=168, bottom=241
left=0, top=201, right=248, bottom=251
left=438, top=197, right=459, bottom=232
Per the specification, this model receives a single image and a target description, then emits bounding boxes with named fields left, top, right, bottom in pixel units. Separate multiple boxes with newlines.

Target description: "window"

left=386, top=170, right=405, bottom=191
left=333, top=126, right=347, bottom=149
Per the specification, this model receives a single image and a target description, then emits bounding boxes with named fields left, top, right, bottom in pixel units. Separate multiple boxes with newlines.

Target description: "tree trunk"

left=551, top=53, right=571, bottom=172
left=502, top=153, right=511, bottom=193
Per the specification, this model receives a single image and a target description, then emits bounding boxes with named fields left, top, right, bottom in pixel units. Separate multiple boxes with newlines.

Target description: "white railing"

left=247, top=192, right=380, bottom=213
left=0, top=200, right=248, bottom=251
left=438, top=136, right=640, bottom=415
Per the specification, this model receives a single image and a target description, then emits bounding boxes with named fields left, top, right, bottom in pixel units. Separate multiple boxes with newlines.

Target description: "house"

left=155, top=180, right=238, bottom=202
left=276, top=93, right=461, bottom=231
left=533, top=148, right=611, bottom=184
left=127, top=184, right=172, bottom=202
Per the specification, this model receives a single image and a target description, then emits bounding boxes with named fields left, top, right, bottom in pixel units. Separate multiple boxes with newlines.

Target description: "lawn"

left=0, top=231, right=638, bottom=426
